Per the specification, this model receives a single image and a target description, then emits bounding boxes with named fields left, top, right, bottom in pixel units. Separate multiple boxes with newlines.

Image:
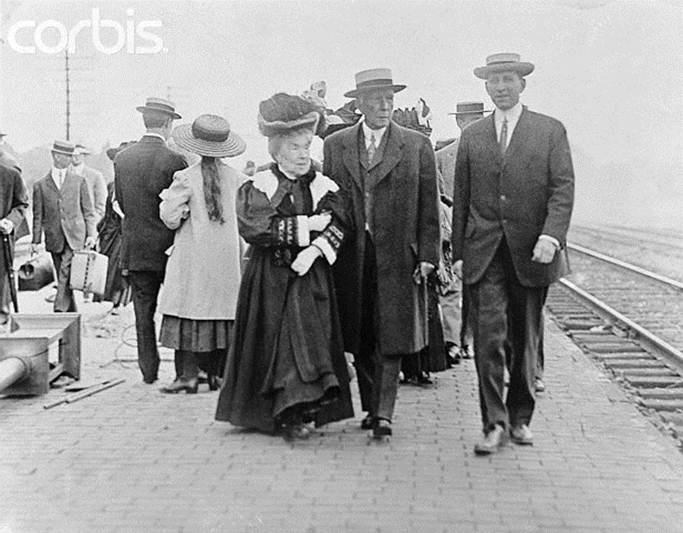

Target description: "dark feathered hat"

left=257, top=93, right=321, bottom=138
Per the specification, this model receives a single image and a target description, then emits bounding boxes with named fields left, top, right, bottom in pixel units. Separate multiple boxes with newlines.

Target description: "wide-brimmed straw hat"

left=257, top=93, right=320, bottom=138
left=448, top=101, right=491, bottom=116
left=136, top=96, right=182, bottom=119
left=473, top=53, right=535, bottom=80
left=344, top=68, right=406, bottom=98
left=51, top=140, right=75, bottom=155
left=172, top=114, right=246, bottom=158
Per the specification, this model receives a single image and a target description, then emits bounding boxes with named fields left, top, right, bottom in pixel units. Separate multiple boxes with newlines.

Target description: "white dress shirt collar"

left=361, top=120, right=387, bottom=150
left=142, top=132, right=167, bottom=143
left=493, top=101, right=523, bottom=148
left=70, top=162, right=84, bottom=175
left=51, top=166, right=66, bottom=189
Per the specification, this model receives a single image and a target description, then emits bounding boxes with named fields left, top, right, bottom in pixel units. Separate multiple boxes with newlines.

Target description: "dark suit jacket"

left=452, top=107, right=574, bottom=287
left=0, top=165, right=29, bottom=241
left=324, top=121, right=440, bottom=356
left=114, top=136, right=187, bottom=272
left=32, top=170, right=97, bottom=252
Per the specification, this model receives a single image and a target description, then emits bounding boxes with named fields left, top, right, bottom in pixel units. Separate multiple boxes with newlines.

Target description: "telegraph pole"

left=65, top=49, right=71, bottom=140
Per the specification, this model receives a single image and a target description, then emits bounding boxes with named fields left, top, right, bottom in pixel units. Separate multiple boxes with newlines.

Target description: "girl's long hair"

left=201, top=156, right=224, bottom=224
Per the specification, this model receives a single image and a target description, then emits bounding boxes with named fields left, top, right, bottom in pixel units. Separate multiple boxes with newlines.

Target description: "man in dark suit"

left=452, top=54, right=574, bottom=454
left=32, top=140, right=98, bottom=312
left=114, top=97, right=187, bottom=384
left=0, top=152, right=29, bottom=323
left=324, top=68, right=440, bottom=438
left=436, top=101, right=490, bottom=364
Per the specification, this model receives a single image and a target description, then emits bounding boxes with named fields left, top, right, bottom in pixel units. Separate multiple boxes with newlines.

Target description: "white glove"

left=307, top=212, right=331, bottom=232
left=291, top=246, right=322, bottom=276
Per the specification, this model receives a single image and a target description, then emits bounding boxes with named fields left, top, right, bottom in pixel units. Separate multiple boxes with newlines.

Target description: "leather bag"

left=18, top=253, right=55, bottom=291
left=70, top=250, right=109, bottom=296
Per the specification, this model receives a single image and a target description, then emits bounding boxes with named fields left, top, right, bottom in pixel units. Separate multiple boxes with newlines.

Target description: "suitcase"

left=70, top=250, right=108, bottom=296
left=18, top=253, right=55, bottom=291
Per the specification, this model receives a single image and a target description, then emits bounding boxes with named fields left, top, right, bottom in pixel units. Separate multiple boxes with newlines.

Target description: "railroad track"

left=546, top=242, right=683, bottom=448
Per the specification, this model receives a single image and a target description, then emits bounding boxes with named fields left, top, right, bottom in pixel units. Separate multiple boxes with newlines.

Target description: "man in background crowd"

left=0, top=136, right=29, bottom=324
left=31, top=140, right=97, bottom=312
left=71, top=144, right=107, bottom=223
left=436, top=101, right=489, bottom=364
left=114, top=97, right=187, bottom=385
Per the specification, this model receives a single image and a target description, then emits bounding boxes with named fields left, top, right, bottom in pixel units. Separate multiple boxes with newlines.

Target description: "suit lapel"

left=44, top=171, right=59, bottom=196
left=369, top=122, right=403, bottom=187
left=503, top=106, right=530, bottom=162
left=483, top=114, right=502, bottom=163
left=342, top=123, right=364, bottom=191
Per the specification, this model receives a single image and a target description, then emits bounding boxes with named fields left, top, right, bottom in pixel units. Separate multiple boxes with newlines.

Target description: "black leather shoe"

left=534, top=377, right=546, bottom=393
left=372, top=419, right=392, bottom=438
left=159, top=377, right=198, bottom=394
left=207, top=374, right=222, bottom=391
left=281, top=423, right=311, bottom=441
left=360, top=414, right=376, bottom=430
left=143, top=377, right=157, bottom=384
left=446, top=344, right=461, bottom=366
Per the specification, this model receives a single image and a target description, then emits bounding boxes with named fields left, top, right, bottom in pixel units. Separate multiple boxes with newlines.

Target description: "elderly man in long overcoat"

left=452, top=53, right=574, bottom=454
left=324, top=68, right=440, bottom=438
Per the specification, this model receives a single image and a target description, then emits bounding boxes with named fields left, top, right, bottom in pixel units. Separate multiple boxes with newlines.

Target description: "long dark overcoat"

left=114, top=136, right=187, bottom=272
left=0, top=165, right=29, bottom=311
left=323, top=121, right=440, bottom=356
left=452, top=107, right=574, bottom=287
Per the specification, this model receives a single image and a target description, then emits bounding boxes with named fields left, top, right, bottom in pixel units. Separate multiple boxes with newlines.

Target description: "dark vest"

left=358, top=128, right=389, bottom=235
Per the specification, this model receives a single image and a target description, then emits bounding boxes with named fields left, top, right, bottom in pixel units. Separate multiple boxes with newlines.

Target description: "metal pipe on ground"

left=0, top=357, right=29, bottom=393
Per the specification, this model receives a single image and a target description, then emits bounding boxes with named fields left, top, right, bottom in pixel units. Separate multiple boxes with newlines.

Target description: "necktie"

left=367, top=132, right=377, bottom=164
left=499, top=117, right=508, bottom=156
left=55, top=170, right=63, bottom=189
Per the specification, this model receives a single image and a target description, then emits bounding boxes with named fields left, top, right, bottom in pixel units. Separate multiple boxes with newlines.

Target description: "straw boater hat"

left=257, top=93, right=320, bottom=138
left=344, top=68, right=406, bottom=98
left=473, top=53, right=535, bottom=80
left=136, top=96, right=182, bottom=119
left=51, top=140, right=75, bottom=155
left=448, top=101, right=491, bottom=116
left=74, top=143, right=91, bottom=155
left=172, top=114, right=246, bottom=158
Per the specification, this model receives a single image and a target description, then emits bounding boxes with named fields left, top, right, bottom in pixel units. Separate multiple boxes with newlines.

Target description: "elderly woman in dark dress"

left=215, top=94, right=354, bottom=440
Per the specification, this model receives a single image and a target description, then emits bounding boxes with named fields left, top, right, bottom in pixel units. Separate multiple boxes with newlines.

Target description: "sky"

left=0, top=0, right=681, bottom=228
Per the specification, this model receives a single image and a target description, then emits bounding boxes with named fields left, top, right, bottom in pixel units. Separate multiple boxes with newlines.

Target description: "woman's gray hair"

left=267, top=126, right=314, bottom=162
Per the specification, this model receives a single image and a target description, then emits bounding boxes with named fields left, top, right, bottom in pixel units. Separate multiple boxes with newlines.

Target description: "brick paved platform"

left=2, top=287, right=683, bottom=533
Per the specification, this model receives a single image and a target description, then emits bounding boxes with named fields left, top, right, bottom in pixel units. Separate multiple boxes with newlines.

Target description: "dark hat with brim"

left=136, top=97, right=182, bottom=119
left=173, top=114, right=246, bottom=158
left=344, top=68, right=406, bottom=98
left=473, top=53, right=534, bottom=80
left=51, top=140, right=75, bottom=155
left=257, top=93, right=321, bottom=138
left=448, top=101, right=491, bottom=116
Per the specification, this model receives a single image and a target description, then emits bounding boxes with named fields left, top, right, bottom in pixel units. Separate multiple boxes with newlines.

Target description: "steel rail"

left=567, top=242, right=683, bottom=291
left=558, top=278, right=683, bottom=371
